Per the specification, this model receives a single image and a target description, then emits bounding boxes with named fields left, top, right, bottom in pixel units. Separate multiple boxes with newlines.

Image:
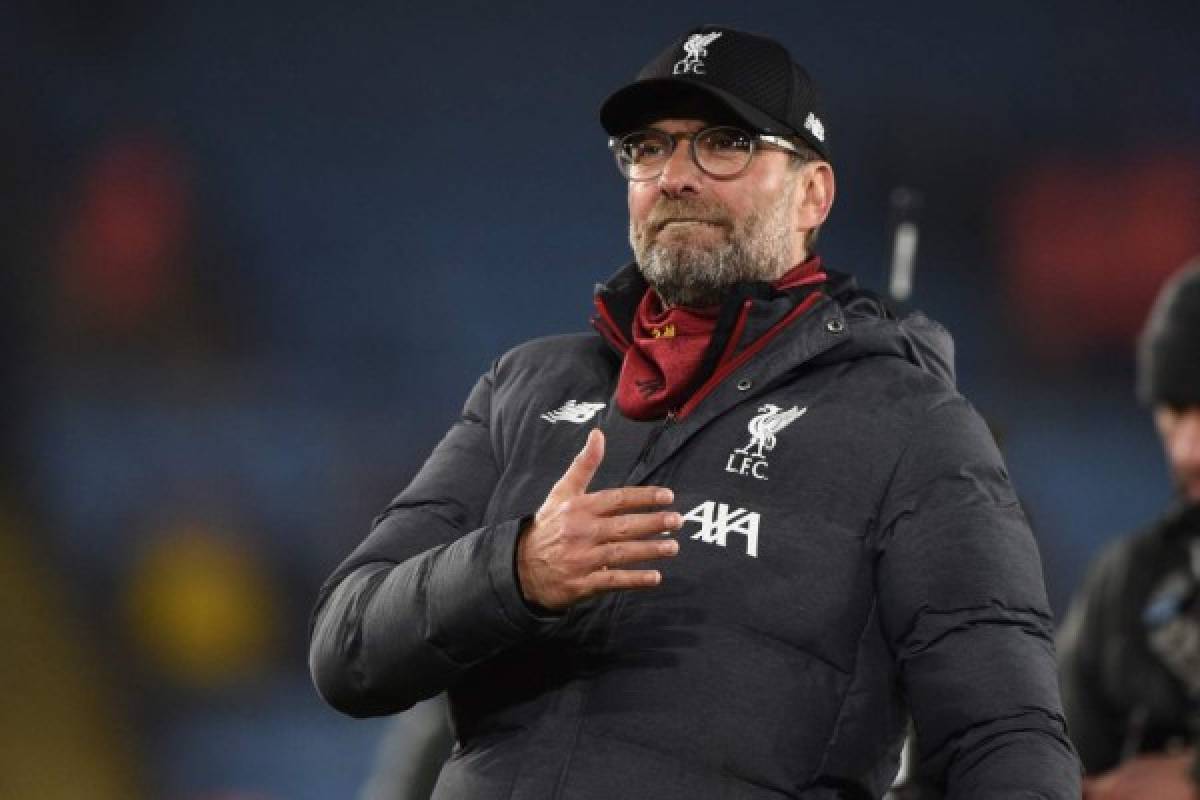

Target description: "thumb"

left=553, top=428, right=605, bottom=498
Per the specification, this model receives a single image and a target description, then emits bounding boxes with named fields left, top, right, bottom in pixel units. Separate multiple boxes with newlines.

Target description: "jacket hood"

left=821, top=271, right=956, bottom=386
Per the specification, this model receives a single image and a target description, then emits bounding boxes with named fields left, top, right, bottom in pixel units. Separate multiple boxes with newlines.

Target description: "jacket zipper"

left=633, top=411, right=674, bottom=469
left=677, top=290, right=826, bottom=419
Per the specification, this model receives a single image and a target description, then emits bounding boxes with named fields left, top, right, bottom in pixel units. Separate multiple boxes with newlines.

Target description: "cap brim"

left=601, top=77, right=793, bottom=140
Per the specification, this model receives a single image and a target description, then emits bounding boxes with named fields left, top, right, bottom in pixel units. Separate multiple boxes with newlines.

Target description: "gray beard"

left=629, top=189, right=795, bottom=308
left=637, top=235, right=771, bottom=307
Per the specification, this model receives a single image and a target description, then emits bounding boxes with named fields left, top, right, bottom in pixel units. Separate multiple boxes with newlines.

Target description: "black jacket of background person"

left=310, top=265, right=1079, bottom=799
left=1058, top=503, right=1200, bottom=772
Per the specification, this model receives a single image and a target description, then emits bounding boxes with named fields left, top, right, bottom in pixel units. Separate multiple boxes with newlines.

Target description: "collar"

left=593, top=257, right=838, bottom=419
left=592, top=256, right=847, bottom=357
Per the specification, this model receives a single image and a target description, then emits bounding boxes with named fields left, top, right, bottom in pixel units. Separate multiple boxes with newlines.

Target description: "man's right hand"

left=516, top=428, right=682, bottom=612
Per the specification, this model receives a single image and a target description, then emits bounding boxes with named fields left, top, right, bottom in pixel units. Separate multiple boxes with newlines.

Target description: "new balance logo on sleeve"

left=541, top=400, right=607, bottom=424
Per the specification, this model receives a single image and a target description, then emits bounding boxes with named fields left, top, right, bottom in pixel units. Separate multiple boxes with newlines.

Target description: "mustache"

left=644, top=200, right=732, bottom=234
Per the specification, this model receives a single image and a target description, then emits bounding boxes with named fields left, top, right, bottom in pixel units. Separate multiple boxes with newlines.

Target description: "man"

left=310, top=26, right=1078, bottom=798
left=1059, top=262, right=1200, bottom=799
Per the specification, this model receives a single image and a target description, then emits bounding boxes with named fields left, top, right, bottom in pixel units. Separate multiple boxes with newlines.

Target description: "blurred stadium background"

left=2, top=1, right=1199, bottom=796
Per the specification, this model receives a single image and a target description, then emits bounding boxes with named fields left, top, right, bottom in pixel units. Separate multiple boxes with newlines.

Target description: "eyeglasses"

left=608, top=125, right=804, bottom=181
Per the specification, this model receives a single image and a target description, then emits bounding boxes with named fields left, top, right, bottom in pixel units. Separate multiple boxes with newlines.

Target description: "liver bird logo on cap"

left=673, top=32, right=723, bottom=75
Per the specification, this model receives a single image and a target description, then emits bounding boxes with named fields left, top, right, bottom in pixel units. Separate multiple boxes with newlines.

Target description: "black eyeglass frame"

left=608, top=125, right=806, bottom=181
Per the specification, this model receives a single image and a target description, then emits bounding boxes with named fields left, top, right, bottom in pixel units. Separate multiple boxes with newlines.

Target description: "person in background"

left=1059, top=260, right=1200, bottom=799
left=311, top=25, right=1079, bottom=799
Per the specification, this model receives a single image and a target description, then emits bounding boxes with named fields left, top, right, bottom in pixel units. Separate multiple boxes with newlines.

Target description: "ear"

left=795, top=162, right=835, bottom=234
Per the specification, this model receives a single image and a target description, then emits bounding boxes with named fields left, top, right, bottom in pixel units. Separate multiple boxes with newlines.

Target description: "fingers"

left=553, top=428, right=605, bottom=498
left=593, top=509, right=682, bottom=542
left=593, top=537, right=680, bottom=571
left=580, top=567, right=664, bottom=596
left=580, top=485, right=675, bottom=516
left=525, top=427, right=687, bottom=609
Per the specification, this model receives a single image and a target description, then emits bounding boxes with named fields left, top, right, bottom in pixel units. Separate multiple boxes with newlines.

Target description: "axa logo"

left=725, top=404, right=806, bottom=481
left=541, top=400, right=606, bottom=424
left=682, top=500, right=760, bottom=557
left=673, top=32, right=722, bottom=75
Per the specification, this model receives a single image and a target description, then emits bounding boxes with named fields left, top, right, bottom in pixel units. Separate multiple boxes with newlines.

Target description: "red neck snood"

left=616, top=258, right=825, bottom=419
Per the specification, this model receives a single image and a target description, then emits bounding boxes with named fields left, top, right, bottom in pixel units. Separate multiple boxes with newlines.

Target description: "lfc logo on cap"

left=673, top=32, right=723, bottom=75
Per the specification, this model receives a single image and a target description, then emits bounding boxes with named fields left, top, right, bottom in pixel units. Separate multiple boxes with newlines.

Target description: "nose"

left=657, top=138, right=703, bottom=196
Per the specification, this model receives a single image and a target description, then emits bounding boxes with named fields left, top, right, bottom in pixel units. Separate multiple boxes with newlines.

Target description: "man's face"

left=1155, top=404, right=1200, bottom=503
left=626, top=118, right=803, bottom=308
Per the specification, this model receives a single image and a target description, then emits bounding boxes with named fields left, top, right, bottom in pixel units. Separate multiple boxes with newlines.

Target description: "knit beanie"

left=1138, top=259, right=1200, bottom=407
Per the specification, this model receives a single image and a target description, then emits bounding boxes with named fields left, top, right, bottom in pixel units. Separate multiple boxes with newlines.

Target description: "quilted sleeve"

left=308, top=366, right=558, bottom=718
left=877, top=395, right=1081, bottom=798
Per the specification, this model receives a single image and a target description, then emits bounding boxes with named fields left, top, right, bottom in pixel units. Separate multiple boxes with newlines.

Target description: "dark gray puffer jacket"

left=309, top=265, right=1079, bottom=799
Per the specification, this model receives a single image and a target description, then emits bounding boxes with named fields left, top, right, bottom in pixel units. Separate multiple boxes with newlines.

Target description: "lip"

left=656, top=218, right=724, bottom=232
